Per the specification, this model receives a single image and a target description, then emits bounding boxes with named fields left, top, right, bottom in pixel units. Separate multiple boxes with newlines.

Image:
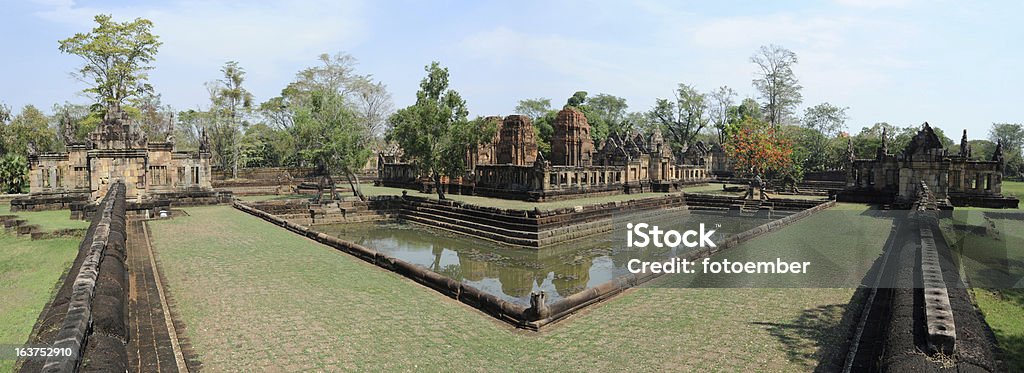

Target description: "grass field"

left=941, top=206, right=1024, bottom=370
left=0, top=203, right=88, bottom=232
left=0, top=232, right=79, bottom=372
left=1002, top=180, right=1024, bottom=208
left=148, top=205, right=859, bottom=371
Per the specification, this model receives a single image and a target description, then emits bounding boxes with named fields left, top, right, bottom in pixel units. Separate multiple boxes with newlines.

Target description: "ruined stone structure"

left=13, top=109, right=229, bottom=211
left=379, top=106, right=714, bottom=201
left=495, top=115, right=539, bottom=166
left=551, top=107, right=594, bottom=166
left=465, top=115, right=539, bottom=170
left=839, top=123, right=1018, bottom=208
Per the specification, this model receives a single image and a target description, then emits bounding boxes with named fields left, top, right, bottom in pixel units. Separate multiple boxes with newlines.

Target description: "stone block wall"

left=20, top=182, right=129, bottom=372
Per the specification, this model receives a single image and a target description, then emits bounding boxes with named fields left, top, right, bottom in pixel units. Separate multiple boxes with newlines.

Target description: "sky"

left=1, top=0, right=1022, bottom=139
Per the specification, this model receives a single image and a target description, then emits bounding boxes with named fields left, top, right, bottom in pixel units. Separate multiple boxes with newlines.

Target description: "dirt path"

left=127, top=218, right=187, bottom=373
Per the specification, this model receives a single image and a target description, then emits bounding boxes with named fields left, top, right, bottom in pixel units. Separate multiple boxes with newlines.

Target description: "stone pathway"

left=127, top=218, right=188, bottom=373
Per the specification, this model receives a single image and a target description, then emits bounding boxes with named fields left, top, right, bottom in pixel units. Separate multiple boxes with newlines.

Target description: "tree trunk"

left=328, top=174, right=338, bottom=201
left=433, top=172, right=446, bottom=200
left=345, top=170, right=366, bottom=201
left=315, top=174, right=327, bottom=202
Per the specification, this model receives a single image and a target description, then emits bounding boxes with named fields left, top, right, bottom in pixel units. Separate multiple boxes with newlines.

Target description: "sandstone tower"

left=551, top=107, right=594, bottom=166
left=495, top=115, right=539, bottom=166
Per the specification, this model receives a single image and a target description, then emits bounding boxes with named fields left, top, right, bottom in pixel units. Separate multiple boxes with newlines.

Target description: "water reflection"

left=318, top=209, right=770, bottom=305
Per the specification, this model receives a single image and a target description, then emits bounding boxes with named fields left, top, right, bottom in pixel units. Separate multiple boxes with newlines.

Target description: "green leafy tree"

left=207, top=61, right=254, bottom=178
left=58, top=14, right=162, bottom=113
left=293, top=90, right=372, bottom=200
left=561, top=91, right=607, bottom=142
left=2, top=105, right=59, bottom=156
left=387, top=62, right=471, bottom=200
left=649, top=83, right=709, bottom=154
left=800, top=103, right=848, bottom=171
left=514, top=98, right=555, bottom=157
left=708, top=86, right=736, bottom=144
left=586, top=93, right=630, bottom=135
left=0, top=154, right=28, bottom=193
left=52, top=102, right=102, bottom=141
left=259, top=52, right=392, bottom=174
left=989, top=123, right=1024, bottom=177
left=238, top=123, right=280, bottom=168
left=968, top=139, right=996, bottom=160
left=751, top=44, right=802, bottom=127
left=852, top=122, right=899, bottom=158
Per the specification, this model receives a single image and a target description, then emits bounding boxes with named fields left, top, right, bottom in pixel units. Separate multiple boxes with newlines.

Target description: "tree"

left=562, top=91, right=611, bottom=142
left=2, top=105, right=59, bottom=156
left=175, top=109, right=210, bottom=151
left=0, top=154, right=28, bottom=193
left=989, top=123, right=1024, bottom=178
left=387, top=62, right=471, bottom=200
left=989, top=123, right=1024, bottom=154
left=566, top=91, right=588, bottom=108
left=238, top=123, right=280, bottom=168
left=586, top=93, right=630, bottom=135
left=133, top=92, right=175, bottom=140
left=52, top=102, right=102, bottom=142
left=272, top=52, right=393, bottom=197
left=799, top=103, right=848, bottom=171
left=650, top=83, right=709, bottom=154
left=350, top=78, right=394, bottom=137
left=724, top=119, right=795, bottom=178
left=515, top=98, right=555, bottom=157
left=708, top=86, right=736, bottom=144
left=293, top=90, right=372, bottom=200
left=0, top=102, right=11, bottom=125
left=58, top=14, right=162, bottom=113
left=852, top=122, right=899, bottom=158
left=751, top=44, right=802, bottom=127
left=207, top=61, right=254, bottom=178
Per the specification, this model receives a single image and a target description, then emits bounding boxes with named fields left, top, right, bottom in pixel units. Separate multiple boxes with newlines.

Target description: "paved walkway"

left=127, top=219, right=187, bottom=373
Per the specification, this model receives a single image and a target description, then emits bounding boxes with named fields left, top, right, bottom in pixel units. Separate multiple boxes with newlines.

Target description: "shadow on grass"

left=752, top=303, right=854, bottom=372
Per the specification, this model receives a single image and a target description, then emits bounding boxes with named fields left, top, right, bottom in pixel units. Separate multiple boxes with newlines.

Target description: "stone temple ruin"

left=378, top=106, right=714, bottom=201
left=838, top=123, right=1018, bottom=208
left=12, top=108, right=231, bottom=213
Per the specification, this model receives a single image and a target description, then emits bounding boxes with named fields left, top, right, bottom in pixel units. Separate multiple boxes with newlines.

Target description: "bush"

left=0, top=153, right=28, bottom=193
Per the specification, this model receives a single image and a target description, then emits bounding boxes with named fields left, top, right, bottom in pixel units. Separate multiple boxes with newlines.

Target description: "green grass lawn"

left=148, top=205, right=859, bottom=371
left=0, top=203, right=88, bottom=232
left=0, top=232, right=79, bottom=372
left=1001, top=180, right=1024, bottom=208
left=941, top=206, right=1024, bottom=370
left=973, top=288, right=1024, bottom=370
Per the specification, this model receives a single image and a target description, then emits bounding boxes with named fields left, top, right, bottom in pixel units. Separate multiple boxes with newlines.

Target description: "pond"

left=317, top=209, right=771, bottom=305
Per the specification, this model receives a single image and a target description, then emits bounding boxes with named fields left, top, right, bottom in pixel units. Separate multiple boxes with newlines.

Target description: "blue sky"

left=2, top=0, right=1021, bottom=139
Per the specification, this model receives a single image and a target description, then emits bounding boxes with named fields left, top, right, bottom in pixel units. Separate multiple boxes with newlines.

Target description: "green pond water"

left=318, top=210, right=770, bottom=305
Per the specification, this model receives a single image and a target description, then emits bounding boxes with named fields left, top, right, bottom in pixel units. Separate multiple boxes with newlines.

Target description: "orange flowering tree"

left=724, top=122, right=795, bottom=178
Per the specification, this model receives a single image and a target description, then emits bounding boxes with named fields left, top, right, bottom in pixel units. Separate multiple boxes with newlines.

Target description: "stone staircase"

left=308, top=199, right=393, bottom=225
left=740, top=199, right=762, bottom=214
left=1, top=214, right=87, bottom=240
